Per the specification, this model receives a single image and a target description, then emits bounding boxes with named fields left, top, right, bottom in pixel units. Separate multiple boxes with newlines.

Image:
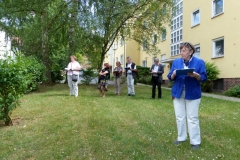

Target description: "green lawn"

left=0, top=84, right=240, bottom=160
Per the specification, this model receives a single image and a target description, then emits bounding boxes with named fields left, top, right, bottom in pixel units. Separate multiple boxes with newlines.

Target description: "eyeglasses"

left=181, top=42, right=194, bottom=51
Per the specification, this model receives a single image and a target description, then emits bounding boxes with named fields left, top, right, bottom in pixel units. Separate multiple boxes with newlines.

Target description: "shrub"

left=0, top=58, right=30, bottom=125
left=224, top=85, right=240, bottom=98
left=81, top=68, right=97, bottom=85
left=201, top=62, right=220, bottom=92
left=16, top=56, right=46, bottom=92
left=136, top=66, right=150, bottom=84
left=0, top=55, right=46, bottom=125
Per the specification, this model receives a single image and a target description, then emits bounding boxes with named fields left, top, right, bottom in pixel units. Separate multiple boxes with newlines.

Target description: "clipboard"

left=176, top=68, right=194, bottom=76
left=125, top=67, right=130, bottom=70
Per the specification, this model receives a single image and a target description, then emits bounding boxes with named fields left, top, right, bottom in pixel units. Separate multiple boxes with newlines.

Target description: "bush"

left=16, top=56, right=46, bottom=92
left=81, top=68, right=97, bottom=85
left=0, top=55, right=45, bottom=125
left=201, top=62, right=220, bottom=92
left=224, top=85, right=240, bottom=98
left=136, top=66, right=150, bottom=85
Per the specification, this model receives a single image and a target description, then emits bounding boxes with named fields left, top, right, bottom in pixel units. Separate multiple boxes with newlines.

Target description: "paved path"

left=136, top=83, right=240, bottom=103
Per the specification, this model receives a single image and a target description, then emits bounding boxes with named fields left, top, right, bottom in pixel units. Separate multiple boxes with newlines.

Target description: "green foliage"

left=0, top=55, right=45, bottom=125
left=15, top=55, right=46, bottom=92
left=224, top=85, right=240, bottom=98
left=81, top=68, right=97, bottom=85
left=135, top=66, right=151, bottom=85
left=201, top=62, right=220, bottom=92
left=121, top=76, right=126, bottom=84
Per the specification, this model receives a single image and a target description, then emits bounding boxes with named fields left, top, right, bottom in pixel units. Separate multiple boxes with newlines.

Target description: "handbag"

left=71, top=63, right=78, bottom=82
left=72, top=74, right=78, bottom=82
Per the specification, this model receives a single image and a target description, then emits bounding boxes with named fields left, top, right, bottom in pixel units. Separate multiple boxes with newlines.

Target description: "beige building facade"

left=104, top=0, right=240, bottom=91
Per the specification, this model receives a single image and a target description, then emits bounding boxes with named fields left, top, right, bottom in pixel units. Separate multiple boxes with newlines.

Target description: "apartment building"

left=0, top=30, right=13, bottom=59
left=105, top=0, right=240, bottom=91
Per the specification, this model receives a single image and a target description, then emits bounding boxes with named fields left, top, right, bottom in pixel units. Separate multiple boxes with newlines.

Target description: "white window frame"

left=142, top=60, right=147, bottom=67
left=142, top=40, right=147, bottom=51
left=161, top=28, right=167, bottom=41
left=212, top=0, right=224, bottom=18
left=194, top=44, right=200, bottom=58
left=191, top=9, right=200, bottom=27
left=120, top=54, right=124, bottom=64
left=153, top=34, right=158, bottom=44
left=143, top=20, right=148, bottom=29
left=161, top=54, right=166, bottom=61
left=120, top=38, right=124, bottom=46
left=212, top=37, right=224, bottom=58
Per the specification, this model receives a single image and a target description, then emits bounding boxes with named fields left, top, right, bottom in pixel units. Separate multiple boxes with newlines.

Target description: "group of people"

left=98, top=56, right=164, bottom=99
left=66, top=42, right=207, bottom=150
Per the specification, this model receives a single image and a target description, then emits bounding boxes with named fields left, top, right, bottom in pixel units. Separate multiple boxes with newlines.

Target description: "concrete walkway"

left=136, top=83, right=240, bottom=103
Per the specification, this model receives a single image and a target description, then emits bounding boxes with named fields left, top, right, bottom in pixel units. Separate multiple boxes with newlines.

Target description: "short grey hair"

left=154, top=58, right=159, bottom=62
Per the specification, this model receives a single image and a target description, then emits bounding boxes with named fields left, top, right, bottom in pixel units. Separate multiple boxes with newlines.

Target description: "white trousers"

left=173, top=90, right=201, bottom=145
left=67, top=75, right=79, bottom=97
left=114, top=77, right=121, bottom=94
left=127, top=74, right=135, bottom=95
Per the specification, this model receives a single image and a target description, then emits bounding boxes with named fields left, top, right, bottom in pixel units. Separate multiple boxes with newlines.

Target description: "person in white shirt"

left=66, top=55, right=81, bottom=97
left=125, top=57, right=137, bottom=96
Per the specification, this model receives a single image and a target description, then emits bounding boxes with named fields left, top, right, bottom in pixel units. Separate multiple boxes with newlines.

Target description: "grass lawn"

left=0, top=84, right=240, bottom=160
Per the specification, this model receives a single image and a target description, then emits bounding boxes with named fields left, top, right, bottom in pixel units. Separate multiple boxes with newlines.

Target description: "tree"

left=78, top=0, right=173, bottom=70
left=0, top=0, right=81, bottom=83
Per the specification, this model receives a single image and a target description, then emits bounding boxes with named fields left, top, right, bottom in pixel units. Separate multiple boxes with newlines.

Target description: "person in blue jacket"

left=167, top=42, right=207, bottom=150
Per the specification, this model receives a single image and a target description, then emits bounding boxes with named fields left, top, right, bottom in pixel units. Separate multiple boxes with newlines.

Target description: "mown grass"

left=0, top=84, right=240, bottom=160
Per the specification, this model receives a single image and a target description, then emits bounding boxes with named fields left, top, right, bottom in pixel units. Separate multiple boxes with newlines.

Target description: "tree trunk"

left=42, top=7, right=53, bottom=84
left=68, top=0, right=78, bottom=56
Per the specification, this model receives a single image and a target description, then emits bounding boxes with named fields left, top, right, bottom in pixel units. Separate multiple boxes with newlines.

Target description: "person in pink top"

left=66, top=55, right=81, bottom=97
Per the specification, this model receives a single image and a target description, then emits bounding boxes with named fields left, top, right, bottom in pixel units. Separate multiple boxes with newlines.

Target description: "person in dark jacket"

left=125, top=57, right=137, bottom=96
left=167, top=42, right=207, bottom=150
left=150, top=58, right=164, bottom=99
left=98, top=63, right=110, bottom=97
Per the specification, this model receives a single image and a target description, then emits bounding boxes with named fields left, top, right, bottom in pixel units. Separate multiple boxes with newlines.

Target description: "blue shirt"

left=167, top=57, right=207, bottom=100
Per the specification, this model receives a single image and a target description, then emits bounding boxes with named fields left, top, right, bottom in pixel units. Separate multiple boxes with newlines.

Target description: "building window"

left=142, top=40, right=147, bottom=50
left=192, top=9, right=200, bottom=26
left=142, top=60, right=147, bottom=67
left=172, top=1, right=183, bottom=18
left=161, top=54, right=166, bottom=61
left=115, top=42, right=118, bottom=49
left=120, top=54, right=124, bottom=64
left=194, top=45, right=200, bottom=57
left=162, top=3, right=167, bottom=14
left=153, top=34, right=157, bottom=44
left=171, top=43, right=181, bottom=56
left=161, top=28, right=167, bottom=41
left=213, top=37, right=224, bottom=58
left=171, top=15, right=183, bottom=31
left=120, top=38, right=124, bottom=46
left=142, top=20, right=148, bottom=29
left=171, top=29, right=182, bottom=44
left=212, top=0, right=224, bottom=17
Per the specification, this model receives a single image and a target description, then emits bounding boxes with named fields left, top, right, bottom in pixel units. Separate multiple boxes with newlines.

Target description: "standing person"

left=66, top=55, right=81, bottom=97
left=98, top=63, right=110, bottom=97
left=150, top=58, right=164, bottom=99
left=167, top=42, right=207, bottom=150
left=125, top=57, right=137, bottom=96
left=113, top=61, right=123, bottom=95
